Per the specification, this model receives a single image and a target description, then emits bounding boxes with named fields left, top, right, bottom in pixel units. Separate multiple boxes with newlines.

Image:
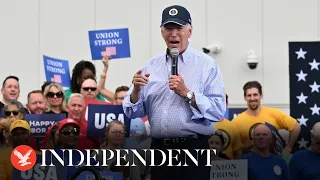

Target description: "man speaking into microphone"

left=123, top=5, right=226, bottom=180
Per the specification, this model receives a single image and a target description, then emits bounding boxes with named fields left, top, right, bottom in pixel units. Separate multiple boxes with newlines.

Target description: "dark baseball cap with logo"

left=160, top=5, right=192, bottom=27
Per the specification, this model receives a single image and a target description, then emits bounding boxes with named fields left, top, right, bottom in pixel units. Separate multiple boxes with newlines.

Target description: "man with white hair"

left=241, top=124, right=290, bottom=180
left=289, top=122, right=320, bottom=179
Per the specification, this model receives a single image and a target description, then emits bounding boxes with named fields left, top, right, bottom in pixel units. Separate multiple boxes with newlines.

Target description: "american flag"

left=289, top=41, right=320, bottom=152
left=51, top=74, right=62, bottom=83
left=101, top=46, right=117, bottom=57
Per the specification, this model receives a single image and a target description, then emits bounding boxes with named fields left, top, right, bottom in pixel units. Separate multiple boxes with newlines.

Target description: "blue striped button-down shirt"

left=123, top=45, right=226, bottom=138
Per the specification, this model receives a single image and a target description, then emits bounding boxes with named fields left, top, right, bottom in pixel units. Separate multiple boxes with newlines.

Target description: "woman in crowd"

left=97, top=120, right=141, bottom=180
left=208, top=130, right=230, bottom=160
left=43, top=83, right=68, bottom=115
left=2, top=100, right=39, bottom=150
left=2, top=100, right=25, bottom=121
left=65, top=58, right=114, bottom=103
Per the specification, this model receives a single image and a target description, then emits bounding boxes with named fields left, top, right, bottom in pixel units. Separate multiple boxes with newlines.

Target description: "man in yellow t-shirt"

left=232, top=81, right=301, bottom=156
left=214, top=94, right=243, bottom=159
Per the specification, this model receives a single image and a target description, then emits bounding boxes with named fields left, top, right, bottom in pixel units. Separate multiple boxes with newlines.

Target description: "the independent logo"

left=11, top=145, right=37, bottom=171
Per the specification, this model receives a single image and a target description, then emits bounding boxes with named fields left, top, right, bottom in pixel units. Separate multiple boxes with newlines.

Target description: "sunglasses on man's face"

left=47, top=91, right=63, bottom=98
left=61, top=128, right=80, bottom=136
left=5, top=111, right=19, bottom=116
left=82, top=87, right=97, bottom=91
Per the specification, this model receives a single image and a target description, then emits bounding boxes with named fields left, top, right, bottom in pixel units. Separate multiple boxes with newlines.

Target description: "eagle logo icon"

left=14, top=149, right=33, bottom=166
left=11, top=145, right=37, bottom=171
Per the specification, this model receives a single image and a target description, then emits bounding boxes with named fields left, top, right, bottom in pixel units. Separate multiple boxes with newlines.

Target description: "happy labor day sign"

left=88, top=28, right=131, bottom=60
left=24, top=114, right=67, bottom=146
left=43, top=55, right=71, bottom=87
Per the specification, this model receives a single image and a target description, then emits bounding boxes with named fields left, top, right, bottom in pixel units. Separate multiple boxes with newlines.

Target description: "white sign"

left=210, top=160, right=248, bottom=180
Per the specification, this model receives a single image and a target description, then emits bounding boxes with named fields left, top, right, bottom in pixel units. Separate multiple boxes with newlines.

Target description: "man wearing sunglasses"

left=48, top=119, right=80, bottom=177
left=80, top=78, right=98, bottom=99
left=289, top=122, right=320, bottom=179
left=55, top=118, right=80, bottom=149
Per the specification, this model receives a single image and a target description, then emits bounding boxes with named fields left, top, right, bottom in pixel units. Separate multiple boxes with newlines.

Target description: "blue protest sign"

left=77, top=171, right=122, bottom=180
left=12, top=154, right=67, bottom=180
left=229, top=108, right=247, bottom=120
left=24, top=114, right=66, bottom=145
left=87, top=104, right=131, bottom=137
left=43, top=55, right=71, bottom=87
left=88, top=28, right=131, bottom=60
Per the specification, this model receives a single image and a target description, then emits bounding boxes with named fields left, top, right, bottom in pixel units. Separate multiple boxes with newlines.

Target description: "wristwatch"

left=184, top=91, right=194, bottom=103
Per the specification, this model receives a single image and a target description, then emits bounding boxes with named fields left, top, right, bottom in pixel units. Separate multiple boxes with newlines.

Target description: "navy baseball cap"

left=160, top=5, right=192, bottom=27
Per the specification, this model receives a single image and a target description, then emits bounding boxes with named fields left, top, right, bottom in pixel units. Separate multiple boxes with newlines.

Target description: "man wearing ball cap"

left=55, top=118, right=80, bottom=149
left=123, top=4, right=226, bottom=180
left=9, top=120, right=32, bottom=148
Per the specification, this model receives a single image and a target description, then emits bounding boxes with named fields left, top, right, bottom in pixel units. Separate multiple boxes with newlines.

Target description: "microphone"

left=170, top=48, right=179, bottom=75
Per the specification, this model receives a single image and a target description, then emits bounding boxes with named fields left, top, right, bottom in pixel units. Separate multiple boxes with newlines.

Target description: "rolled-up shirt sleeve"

left=122, top=81, right=147, bottom=119
left=190, top=58, right=226, bottom=122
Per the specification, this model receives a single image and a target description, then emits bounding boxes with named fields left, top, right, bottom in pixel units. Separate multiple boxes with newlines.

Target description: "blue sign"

left=43, top=55, right=71, bottom=88
left=87, top=104, right=131, bottom=137
left=228, top=108, right=247, bottom=120
left=77, top=171, right=122, bottom=180
left=12, top=154, right=67, bottom=180
left=24, top=114, right=66, bottom=145
left=88, top=28, right=131, bottom=60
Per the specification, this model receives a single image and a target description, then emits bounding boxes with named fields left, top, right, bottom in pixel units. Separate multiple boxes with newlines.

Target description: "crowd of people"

left=0, top=4, right=319, bottom=180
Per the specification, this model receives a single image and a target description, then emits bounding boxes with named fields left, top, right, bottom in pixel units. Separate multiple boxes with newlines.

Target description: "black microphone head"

left=170, top=48, right=179, bottom=58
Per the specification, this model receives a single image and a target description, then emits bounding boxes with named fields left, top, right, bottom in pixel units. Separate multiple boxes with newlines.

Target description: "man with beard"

left=80, top=78, right=98, bottom=99
left=26, top=90, right=47, bottom=114
left=232, top=81, right=300, bottom=156
left=289, top=122, right=320, bottom=179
